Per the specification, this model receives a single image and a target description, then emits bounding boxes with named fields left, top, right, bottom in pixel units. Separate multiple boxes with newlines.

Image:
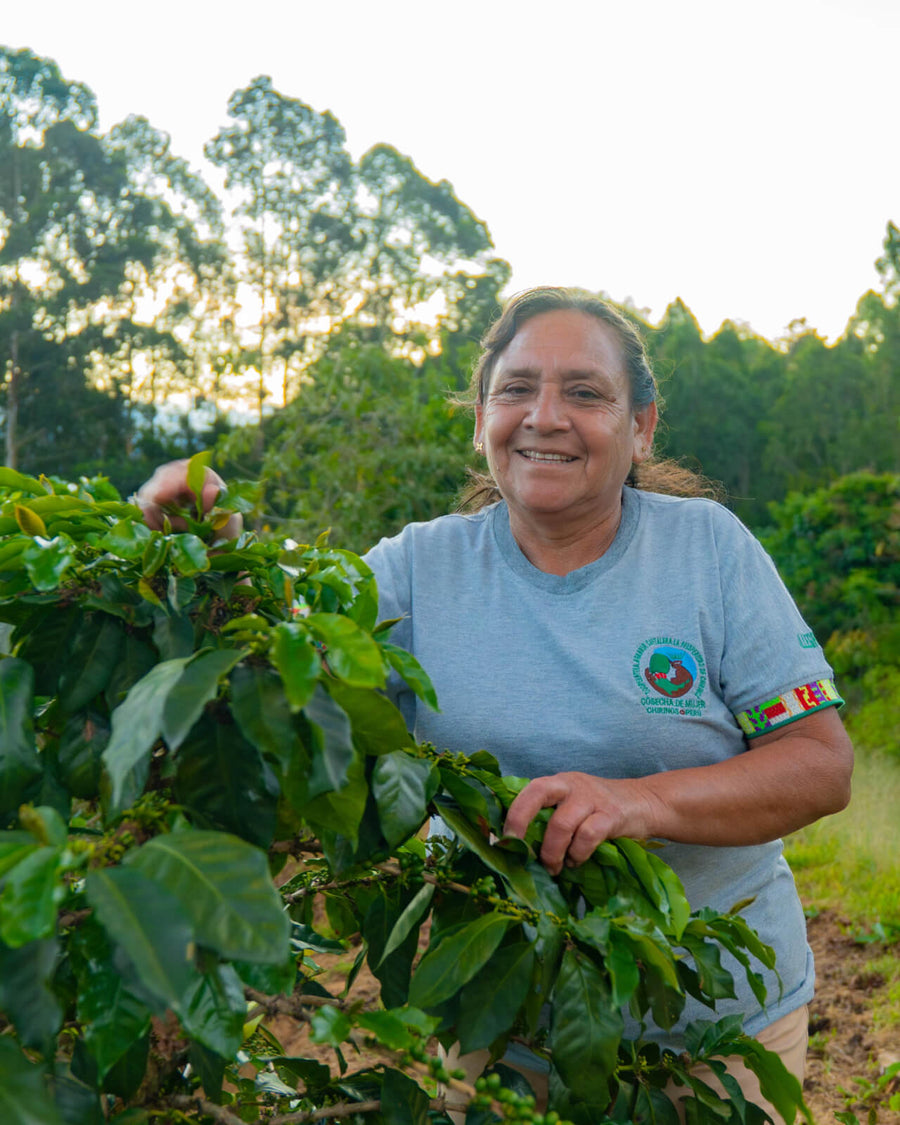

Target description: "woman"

left=138, top=287, right=853, bottom=1121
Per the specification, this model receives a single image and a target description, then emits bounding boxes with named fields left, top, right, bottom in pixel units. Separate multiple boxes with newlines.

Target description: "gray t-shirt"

left=364, top=487, right=841, bottom=1046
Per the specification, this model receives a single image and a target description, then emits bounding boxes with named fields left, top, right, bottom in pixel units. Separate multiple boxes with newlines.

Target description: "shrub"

left=0, top=458, right=808, bottom=1124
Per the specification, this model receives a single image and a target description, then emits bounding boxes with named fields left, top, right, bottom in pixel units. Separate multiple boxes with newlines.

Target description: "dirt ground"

left=275, top=907, right=899, bottom=1123
left=802, top=909, right=899, bottom=1123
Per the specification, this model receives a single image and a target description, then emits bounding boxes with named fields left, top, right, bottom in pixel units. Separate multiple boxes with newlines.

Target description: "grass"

left=785, top=745, right=900, bottom=930
left=785, top=742, right=900, bottom=1040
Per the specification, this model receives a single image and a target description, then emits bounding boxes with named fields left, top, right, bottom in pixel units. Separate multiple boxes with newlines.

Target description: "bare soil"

left=803, top=909, right=900, bottom=1123
left=273, top=907, right=899, bottom=1123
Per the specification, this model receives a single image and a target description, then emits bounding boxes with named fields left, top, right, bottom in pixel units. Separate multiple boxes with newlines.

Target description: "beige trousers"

left=443, top=1004, right=808, bottom=1125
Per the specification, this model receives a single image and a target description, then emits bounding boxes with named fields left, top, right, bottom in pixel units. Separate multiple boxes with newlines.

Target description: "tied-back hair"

left=456, top=286, right=722, bottom=511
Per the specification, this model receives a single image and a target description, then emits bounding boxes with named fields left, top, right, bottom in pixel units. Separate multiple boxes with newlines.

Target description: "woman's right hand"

left=134, top=459, right=243, bottom=539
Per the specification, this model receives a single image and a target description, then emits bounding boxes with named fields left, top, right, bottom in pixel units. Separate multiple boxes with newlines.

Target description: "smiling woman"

left=137, top=285, right=854, bottom=1122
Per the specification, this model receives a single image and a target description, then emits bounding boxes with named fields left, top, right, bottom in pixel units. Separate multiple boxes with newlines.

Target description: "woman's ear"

left=632, top=401, right=658, bottom=463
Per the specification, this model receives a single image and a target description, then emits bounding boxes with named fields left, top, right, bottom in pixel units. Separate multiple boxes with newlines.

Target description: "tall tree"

left=0, top=48, right=226, bottom=476
left=205, top=76, right=357, bottom=420
left=206, top=77, right=506, bottom=424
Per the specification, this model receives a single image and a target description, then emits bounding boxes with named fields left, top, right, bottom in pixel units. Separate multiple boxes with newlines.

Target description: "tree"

left=206, top=77, right=507, bottom=424
left=0, top=48, right=227, bottom=477
left=0, top=459, right=809, bottom=1124
left=649, top=303, right=783, bottom=523
left=761, top=471, right=900, bottom=644
left=218, top=336, right=477, bottom=552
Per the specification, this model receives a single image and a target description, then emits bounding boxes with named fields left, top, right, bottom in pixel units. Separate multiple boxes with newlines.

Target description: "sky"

left=4, top=0, right=899, bottom=343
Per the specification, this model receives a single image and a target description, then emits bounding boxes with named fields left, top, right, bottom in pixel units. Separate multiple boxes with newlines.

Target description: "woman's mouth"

left=518, top=450, right=577, bottom=463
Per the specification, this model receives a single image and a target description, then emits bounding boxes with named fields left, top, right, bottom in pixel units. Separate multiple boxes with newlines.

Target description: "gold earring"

left=475, top=442, right=484, bottom=454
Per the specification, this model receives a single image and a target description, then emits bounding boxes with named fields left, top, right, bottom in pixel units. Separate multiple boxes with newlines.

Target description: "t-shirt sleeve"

left=714, top=511, right=843, bottom=739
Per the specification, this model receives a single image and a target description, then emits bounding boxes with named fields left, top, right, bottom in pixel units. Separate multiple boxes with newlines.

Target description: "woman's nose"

left=525, top=387, right=570, bottom=430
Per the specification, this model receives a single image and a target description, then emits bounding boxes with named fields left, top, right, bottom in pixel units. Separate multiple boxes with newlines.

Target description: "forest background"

left=2, top=43, right=900, bottom=1120
left=2, top=44, right=899, bottom=712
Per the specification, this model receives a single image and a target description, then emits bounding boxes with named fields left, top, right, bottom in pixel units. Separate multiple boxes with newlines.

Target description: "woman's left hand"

left=503, top=772, right=656, bottom=876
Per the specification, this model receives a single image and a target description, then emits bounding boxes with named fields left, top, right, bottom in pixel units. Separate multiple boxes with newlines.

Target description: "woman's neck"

left=506, top=500, right=624, bottom=575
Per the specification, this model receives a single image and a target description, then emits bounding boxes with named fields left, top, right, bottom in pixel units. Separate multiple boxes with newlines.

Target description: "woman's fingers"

left=504, top=773, right=610, bottom=876
left=504, top=772, right=644, bottom=876
left=134, top=460, right=236, bottom=535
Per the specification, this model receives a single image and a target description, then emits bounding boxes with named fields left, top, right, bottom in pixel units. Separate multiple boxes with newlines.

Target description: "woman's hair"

left=457, top=286, right=721, bottom=510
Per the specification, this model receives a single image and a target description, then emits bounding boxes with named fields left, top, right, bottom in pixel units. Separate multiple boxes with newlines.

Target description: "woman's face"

left=474, top=309, right=657, bottom=526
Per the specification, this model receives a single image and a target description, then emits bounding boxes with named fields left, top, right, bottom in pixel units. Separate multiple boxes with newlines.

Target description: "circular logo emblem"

left=632, top=637, right=707, bottom=716
left=644, top=646, right=697, bottom=698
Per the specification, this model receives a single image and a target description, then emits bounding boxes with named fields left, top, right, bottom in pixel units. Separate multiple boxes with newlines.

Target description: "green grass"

left=785, top=746, right=900, bottom=929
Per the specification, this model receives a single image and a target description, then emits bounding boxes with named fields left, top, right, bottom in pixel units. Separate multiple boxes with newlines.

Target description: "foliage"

left=205, top=76, right=507, bottom=420
left=217, top=337, right=478, bottom=551
left=760, top=470, right=900, bottom=739
left=0, top=47, right=226, bottom=479
left=0, top=460, right=810, bottom=1124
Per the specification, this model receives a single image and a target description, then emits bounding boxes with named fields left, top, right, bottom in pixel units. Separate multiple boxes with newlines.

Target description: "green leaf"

left=161, top=648, right=245, bottom=751
left=0, top=657, right=42, bottom=817
left=380, top=1067, right=430, bottom=1125
left=50, top=1063, right=105, bottom=1125
left=679, top=933, right=737, bottom=1002
left=151, top=609, right=193, bottom=661
left=304, top=684, right=356, bottom=799
left=268, top=1055, right=331, bottom=1092
left=173, top=716, right=278, bottom=847
left=169, top=534, right=210, bottom=576
left=0, top=845, right=62, bottom=947
left=0, top=832, right=38, bottom=877
left=355, top=1010, right=415, bottom=1052
left=23, top=535, right=77, bottom=590
left=76, top=933, right=152, bottom=1079
left=362, top=888, right=419, bottom=1008
left=307, top=613, right=385, bottom=688
left=379, top=641, right=439, bottom=710
left=97, top=519, right=152, bottom=560
left=309, top=1003, right=351, bottom=1046
left=0, top=467, right=46, bottom=495
left=102, top=657, right=190, bottom=816
left=372, top=752, right=438, bottom=847
left=271, top=622, right=322, bottom=711
left=305, top=751, right=369, bottom=860
left=0, top=936, right=63, bottom=1049
left=15, top=504, right=48, bottom=537
left=56, top=614, right=125, bottom=714
left=436, top=802, right=567, bottom=916
left=58, top=711, right=109, bottom=798
left=377, top=881, right=435, bottom=969
left=179, top=961, right=245, bottom=1058
left=327, top=680, right=414, bottom=755
left=0, top=1037, right=63, bottom=1124
left=85, top=867, right=196, bottom=1012
left=409, top=911, right=511, bottom=1009
left=186, top=451, right=214, bottom=520
left=550, top=947, right=622, bottom=1102
left=230, top=663, right=302, bottom=770
left=456, top=941, right=535, bottom=1053
left=125, top=830, right=289, bottom=963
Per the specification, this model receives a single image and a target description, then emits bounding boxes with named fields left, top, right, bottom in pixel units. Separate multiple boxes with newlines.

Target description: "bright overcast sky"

left=4, top=0, right=899, bottom=342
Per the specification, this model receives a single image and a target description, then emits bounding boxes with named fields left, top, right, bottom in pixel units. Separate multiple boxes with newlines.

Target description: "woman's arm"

left=503, top=706, right=853, bottom=876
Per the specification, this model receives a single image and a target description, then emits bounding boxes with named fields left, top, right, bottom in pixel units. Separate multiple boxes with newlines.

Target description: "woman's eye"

left=571, top=387, right=601, bottom=400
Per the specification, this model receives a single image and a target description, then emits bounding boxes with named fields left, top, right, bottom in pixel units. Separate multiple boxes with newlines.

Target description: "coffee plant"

left=0, top=456, right=811, bottom=1124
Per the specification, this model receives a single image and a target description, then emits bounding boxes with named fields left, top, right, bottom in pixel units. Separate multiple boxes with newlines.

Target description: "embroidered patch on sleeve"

left=736, top=679, right=843, bottom=737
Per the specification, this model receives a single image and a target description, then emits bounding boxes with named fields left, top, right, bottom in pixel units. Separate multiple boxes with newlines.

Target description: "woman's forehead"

left=494, top=309, right=628, bottom=380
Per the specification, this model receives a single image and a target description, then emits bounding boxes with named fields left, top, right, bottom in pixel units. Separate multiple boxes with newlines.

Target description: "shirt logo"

left=633, top=637, right=707, bottom=717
